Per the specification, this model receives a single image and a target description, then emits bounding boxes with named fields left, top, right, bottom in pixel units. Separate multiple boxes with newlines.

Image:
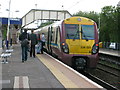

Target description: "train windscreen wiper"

left=81, top=27, right=88, bottom=41
left=67, top=34, right=70, bottom=39
left=73, top=29, right=79, bottom=40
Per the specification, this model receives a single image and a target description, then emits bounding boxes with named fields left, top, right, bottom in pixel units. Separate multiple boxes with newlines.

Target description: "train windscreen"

left=81, top=25, right=95, bottom=40
left=65, top=24, right=80, bottom=39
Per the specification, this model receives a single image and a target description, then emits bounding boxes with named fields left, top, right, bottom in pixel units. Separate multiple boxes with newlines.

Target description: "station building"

left=0, top=17, right=22, bottom=44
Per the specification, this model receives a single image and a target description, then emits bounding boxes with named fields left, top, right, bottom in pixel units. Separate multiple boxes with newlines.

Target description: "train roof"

left=34, top=16, right=95, bottom=33
left=64, top=16, right=95, bottom=25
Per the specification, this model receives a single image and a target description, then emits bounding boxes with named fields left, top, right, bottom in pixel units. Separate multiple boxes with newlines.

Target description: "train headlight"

left=92, top=43, right=99, bottom=54
left=61, top=42, right=69, bottom=54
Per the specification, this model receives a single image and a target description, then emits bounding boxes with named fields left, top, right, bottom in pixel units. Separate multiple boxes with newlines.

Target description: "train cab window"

left=81, top=25, right=95, bottom=40
left=65, top=24, right=80, bottom=39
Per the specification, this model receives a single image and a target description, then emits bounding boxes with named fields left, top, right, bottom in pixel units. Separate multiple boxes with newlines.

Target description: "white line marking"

left=14, top=77, right=19, bottom=88
left=14, top=76, right=29, bottom=88
left=23, top=76, right=29, bottom=88
left=0, top=80, right=10, bottom=84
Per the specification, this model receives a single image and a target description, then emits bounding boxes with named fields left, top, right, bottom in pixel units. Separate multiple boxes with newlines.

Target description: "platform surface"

left=1, top=44, right=104, bottom=89
left=1, top=44, right=64, bottom=89
left=99, top=48, right=120, bottom=57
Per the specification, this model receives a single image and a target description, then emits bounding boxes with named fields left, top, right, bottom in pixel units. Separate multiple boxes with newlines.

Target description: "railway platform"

left=0, top=44, right=104, bottom=89
left=99, top=48, right=120, bottom=57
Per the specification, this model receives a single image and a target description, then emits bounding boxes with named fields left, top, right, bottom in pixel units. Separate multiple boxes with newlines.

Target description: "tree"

left=2, top=25, right=7, bottom=40
left=100, top=6, right=119, bottom=42
left=39, top=21, right=53, bottom=28
left=116, top=7, right=120, bottom=43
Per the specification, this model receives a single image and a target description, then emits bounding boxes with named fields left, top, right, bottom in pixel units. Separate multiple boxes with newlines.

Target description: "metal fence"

left=102, top=42, right=120, bottom=51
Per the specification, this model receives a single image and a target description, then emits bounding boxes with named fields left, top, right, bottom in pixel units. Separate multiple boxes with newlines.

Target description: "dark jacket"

left=19, top=32, right=28, bottom=41
left=19, top=32, right=29, bottom=47
left=30, top=33, right=38, bottom=45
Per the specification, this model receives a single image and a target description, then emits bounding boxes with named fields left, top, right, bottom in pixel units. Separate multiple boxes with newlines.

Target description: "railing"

left=100, top=42, right=120, bottom=51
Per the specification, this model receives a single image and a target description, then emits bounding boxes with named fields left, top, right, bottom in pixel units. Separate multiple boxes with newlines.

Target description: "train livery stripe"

left=36, top=54, right=79, bottom=88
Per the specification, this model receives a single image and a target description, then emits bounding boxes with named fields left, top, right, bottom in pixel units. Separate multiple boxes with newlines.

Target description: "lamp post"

left=6, top=0, right=11, bottom=49
left=35, top=4, right=37, bottom=9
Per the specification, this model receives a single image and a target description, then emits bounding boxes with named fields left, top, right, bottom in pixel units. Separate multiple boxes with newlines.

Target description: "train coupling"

left=75, top=58, right=86, bottom=70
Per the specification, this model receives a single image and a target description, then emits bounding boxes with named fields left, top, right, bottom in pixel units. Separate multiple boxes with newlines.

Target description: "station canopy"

left=22, top=9, right=72, bottom=29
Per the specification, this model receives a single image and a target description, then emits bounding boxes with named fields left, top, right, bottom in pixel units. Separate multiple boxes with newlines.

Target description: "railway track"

left=81, top=71, right=118, bottom=90
left=97, top=62, right=120, bottom=77
left=84, top=56, right=119, bottom=90
left=99, top=53, right=120, bottom=65
left=86, top=53, right=120, bottom=90
left=98, top=53, right=120, bottom=78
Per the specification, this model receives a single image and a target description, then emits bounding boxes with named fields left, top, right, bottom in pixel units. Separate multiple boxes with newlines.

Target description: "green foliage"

left=39, top=21, right=53, bottom=28
left=100, top=6, right=119, bottom=43
left=117, top=7, right=120, bottom=43
left=2, top=25, right=7, bottom=40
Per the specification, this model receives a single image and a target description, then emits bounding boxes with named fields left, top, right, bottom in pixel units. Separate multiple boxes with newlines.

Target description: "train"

left=35, top=16, right=99, bottom=70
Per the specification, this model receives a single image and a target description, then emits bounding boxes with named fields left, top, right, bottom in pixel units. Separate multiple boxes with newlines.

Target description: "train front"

left=61, top=16, right=99, bottom=70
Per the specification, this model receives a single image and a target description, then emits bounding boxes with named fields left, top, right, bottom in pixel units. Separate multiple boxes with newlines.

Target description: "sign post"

left=6, top=0, right=11, bottom=49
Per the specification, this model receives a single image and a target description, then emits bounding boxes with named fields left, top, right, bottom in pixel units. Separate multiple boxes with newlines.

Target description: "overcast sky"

left=0, top=0, right=119, bottom=18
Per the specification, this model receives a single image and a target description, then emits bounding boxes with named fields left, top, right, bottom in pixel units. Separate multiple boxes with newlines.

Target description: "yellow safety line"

left=36, top=55, right=79, bottom=88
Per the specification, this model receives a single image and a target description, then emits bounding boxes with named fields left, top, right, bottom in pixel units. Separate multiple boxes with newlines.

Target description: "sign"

left=0, top=18, right=22, bottom=25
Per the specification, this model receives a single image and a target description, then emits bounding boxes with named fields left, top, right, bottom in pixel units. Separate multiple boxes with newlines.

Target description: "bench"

left=1, top=53, right=11, bottom=64
left=5, top=49, right=13, bottom=53
left=0, top=49, right=13, bottom=64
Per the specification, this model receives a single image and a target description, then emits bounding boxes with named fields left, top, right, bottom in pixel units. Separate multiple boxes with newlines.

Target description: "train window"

left=81, top=25, right=95, bottom=40
left=65, top=24, right=80, bottom=39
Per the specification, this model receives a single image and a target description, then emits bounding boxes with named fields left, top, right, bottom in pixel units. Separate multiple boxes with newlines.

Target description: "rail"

left=82, top=72, right=118, bottom=90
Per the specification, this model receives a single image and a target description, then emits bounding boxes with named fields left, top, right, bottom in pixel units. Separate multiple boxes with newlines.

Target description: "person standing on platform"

left=36, top=33, right=42, bottom=54
left=29, top=30, right=38, bottom=58
left=41, top=33, right=45, bottom=54
left=19, top=29, right=29, bottom=63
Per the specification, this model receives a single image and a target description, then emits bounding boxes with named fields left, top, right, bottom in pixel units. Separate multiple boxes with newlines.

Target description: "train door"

left=49, top=27, right=53, bottom=53
left=47, top=27, right=53, bottom=53
left=47, top=27, right=50, bottom=51
left=53, top=26, right=61, bottom=57
left=51, top=26, right=57, bottom=54
left=56, top=26, right=61, bottom=51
